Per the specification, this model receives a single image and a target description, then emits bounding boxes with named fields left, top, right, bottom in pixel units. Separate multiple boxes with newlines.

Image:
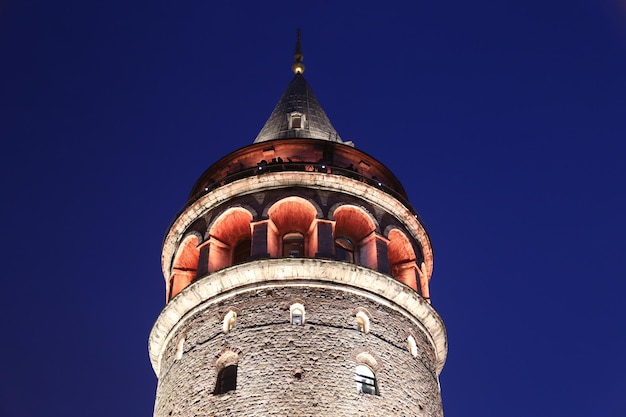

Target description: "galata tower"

left=148, top=32, right=447, bottom=417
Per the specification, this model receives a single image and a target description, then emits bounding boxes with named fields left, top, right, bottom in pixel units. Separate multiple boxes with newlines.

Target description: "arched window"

left=214, top=364, right=237, bottom=394
left=407, top=335, right=418, bottom=357
left=355, top=364, right=378, bottom=395
left=335, top=236, right=355, bottom=263
left=214, top=350, right=239, bottom=395
left=207, top=208, right=253, bottom=273
left=232, top=238, right=251, bottom=265
left=332, top=205, right=377, bottom=269
left=292, top=309, right=303, bottom=324
left=169, top=235, right=200, bottom=301
left=290, top=302, right=305, bottom=325
left=223, top=310, right=237, bottom=333
left=267, top=197, right=318, bottom=257
left=387, top=228, right=419, bottom=291
left=283, top=232, right=304, bottom=257
left=355, top=311, right=370, bottom=334
left=175, top=337, right=185, bottom=360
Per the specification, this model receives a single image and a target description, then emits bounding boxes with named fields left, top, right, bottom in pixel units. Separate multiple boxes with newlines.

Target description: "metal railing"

left=164, top=162, right=429, bottom=242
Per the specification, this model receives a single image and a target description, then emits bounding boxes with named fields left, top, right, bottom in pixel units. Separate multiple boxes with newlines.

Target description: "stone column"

left=251, top=221, right=270, bottom=258
left=196, top=241, right=210, bottom=278
left=392, top=261, right=418, bottom=291
left=374, top=234, right=390, bottom=274
left=315, top=220, right=335, bottom=258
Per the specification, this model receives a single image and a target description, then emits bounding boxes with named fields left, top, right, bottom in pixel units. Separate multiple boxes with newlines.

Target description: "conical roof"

left=254, top=74, right=343, bottom=143
left=254, top=30, right=344, bottom=144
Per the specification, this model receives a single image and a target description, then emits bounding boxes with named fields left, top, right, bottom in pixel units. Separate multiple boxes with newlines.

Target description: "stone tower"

left=148, top=32, right=447, bottom=417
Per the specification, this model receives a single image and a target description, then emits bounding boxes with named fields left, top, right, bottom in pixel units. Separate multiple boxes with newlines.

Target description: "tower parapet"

left=149, top=33, right=447, bottom=417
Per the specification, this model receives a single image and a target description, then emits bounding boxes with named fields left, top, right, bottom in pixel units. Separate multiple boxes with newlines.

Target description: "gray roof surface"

left=254, top=74, right=343, bottom=143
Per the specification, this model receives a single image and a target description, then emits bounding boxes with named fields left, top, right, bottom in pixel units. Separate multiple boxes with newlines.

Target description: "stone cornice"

left=149, top=259, right=447, bottom=377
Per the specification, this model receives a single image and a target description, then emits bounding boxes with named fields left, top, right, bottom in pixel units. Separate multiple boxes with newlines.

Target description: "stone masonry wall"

left=153, top=286, right=443, bottom=417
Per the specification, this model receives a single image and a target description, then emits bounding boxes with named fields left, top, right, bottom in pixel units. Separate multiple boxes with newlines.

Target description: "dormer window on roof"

left=289, top=112, right=305, bottom=130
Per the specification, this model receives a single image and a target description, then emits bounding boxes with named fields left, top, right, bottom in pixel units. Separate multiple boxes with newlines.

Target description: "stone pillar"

left=374, top=234, right=390, bottom=274
left=196, top=241, right=210, bottom=278
left=207, top=237, right=230, bottom=273
left=251, top=221, right=270, bottom=258
left=393, top=261, right=418, bottom=291
left=417, top=262, right=431, bottom=303
left=315, top=220, right=335, bottom=258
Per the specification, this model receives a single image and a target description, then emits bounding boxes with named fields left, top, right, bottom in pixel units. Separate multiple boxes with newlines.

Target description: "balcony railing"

left=164, top=161, right=428, bottom=241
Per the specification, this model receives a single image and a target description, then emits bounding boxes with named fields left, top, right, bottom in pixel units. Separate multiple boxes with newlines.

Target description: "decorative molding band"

left=148, top=258, right=447, bottom=377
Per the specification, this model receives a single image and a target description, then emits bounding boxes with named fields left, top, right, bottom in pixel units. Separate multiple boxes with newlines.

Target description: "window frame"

left=289, top=112, right=305, bottom=130
left=214, top=364, right=238, bottom=394
left=283, top=232, right=305, bottom=258
left=290, top=302, right=306, bottom=325
left=355, top=364, right=378, bottom=395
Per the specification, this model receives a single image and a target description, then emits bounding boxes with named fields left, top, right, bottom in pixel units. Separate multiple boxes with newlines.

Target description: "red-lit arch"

left=387, top=228, right=418, bottom=291
left=332, top=205, right=377, bottom=268
left=169, top=234, right=200, bottom=301
left=267, top=197, right=318, bottom=257
left=207, top=207, right=254, bottom=272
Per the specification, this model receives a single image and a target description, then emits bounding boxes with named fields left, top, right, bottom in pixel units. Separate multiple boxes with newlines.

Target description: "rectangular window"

left=292, top=312, right=303, bottom=324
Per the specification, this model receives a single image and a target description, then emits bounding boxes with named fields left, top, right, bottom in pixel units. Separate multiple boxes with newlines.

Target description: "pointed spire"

left=292, top=28, right=305, bottom=75
left=253, top=30, right=344, bottom=144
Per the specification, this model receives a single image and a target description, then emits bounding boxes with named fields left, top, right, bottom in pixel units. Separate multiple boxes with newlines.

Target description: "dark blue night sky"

left=1, top=1, right=625, bottom=416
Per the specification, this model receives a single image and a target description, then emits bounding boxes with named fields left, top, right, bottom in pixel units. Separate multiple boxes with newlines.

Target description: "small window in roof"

left=289, top=112, right=305, bottom=129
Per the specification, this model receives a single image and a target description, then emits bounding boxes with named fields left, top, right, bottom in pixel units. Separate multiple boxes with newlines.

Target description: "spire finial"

left=292, top=28, right=305, bottom=75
